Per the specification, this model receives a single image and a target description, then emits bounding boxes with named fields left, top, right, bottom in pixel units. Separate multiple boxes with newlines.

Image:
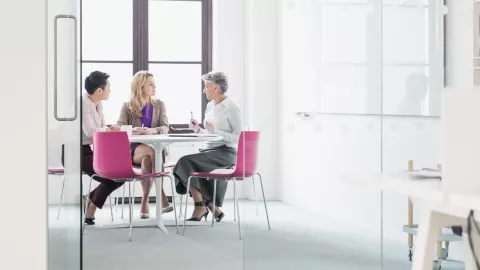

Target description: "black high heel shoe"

left=205, top=200, right=225, bottom=222
left=84, top=218, right=95, bottom=225
left=186, top=201, right=209, bottom=221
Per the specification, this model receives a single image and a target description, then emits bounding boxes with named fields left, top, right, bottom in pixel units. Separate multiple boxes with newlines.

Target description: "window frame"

left=81, top=0, right=212, bottom=127
left=135, top=0, right=212, bottom=128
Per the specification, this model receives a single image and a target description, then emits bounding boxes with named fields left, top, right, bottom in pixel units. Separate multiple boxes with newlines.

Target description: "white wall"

left=0, top=0, right=48, bottom=269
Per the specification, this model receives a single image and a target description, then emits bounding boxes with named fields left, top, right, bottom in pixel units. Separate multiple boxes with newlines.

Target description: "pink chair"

left=88, top=131, right=179, bottom=241
left=48, top=169, right=114, bottom=221
left=181, top=131, right=271, bottom=239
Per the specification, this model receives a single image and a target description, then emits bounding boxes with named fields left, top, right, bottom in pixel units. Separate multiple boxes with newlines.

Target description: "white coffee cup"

left=120, top=125, right=133, bottom=136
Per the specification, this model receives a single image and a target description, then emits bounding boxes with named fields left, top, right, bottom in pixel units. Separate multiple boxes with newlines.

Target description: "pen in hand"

left=190, top=111, right=196, bottom=125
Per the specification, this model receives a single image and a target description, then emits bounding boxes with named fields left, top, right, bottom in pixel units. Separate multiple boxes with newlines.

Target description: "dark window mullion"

left=133, top=0, right=140, bottom=74
left=142, top=0, right=149, bottom=71
left=201, top=0, right=213, bottom=123
left=140, top=0, right=212, bottom=125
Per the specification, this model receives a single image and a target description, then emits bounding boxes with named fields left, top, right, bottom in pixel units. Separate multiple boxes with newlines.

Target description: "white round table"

left=104, top=134, right=222, bottom=234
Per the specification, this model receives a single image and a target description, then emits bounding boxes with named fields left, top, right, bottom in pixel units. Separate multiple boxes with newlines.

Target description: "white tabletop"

left=129, top=133, right=223, bottom=144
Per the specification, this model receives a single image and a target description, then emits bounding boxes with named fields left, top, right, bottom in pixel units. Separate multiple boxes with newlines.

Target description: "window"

left=81, top=0, right=212, bottom=125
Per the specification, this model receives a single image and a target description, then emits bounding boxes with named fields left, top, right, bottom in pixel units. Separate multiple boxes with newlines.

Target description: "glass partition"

left=47, top=0, right=82, bottom=269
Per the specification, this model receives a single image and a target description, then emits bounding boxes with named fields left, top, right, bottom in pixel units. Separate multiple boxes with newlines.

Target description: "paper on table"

left=408, top=169, right=442, bottom=180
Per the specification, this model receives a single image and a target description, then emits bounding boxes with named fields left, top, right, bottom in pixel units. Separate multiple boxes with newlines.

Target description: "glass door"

left=47, top=0, right=82, bottom=269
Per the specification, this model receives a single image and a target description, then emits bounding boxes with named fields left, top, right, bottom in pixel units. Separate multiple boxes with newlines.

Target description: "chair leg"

left=233, top=177, right=242, bottom=240
left=233, top=181, right=237, bottom=222
left=182, top=176, right=193, bottom=235
left=129, top=181, right=134, bottom=242
left=83, top=176, right=94, bottom=234
left=167, top=175, right=179, bottom=234
left=115, top=188, right=119, bottom=212
left=57, top=175, right=66, bottom=220
left=212, top=179, right=217, bottom=227
left=121, top=184, right=125, bottom=219
left=179, top=194, right=184, bottom=219
left=252, top=175, right=258, bottom=215
left=109, top=196, right=114, bottom=222
left=257, top=173, right=271, bottom=230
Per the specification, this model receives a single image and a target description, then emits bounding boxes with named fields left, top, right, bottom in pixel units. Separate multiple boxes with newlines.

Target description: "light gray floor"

left=49, top=200, right=465, bottom=270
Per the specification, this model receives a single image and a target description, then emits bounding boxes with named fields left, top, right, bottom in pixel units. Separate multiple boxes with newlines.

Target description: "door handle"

left=54, top=15, right=78, bottom=121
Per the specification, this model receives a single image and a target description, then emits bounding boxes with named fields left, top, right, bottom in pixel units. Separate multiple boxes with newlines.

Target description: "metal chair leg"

left=212, top=179, right=217, bottom=227
left=252, top=175, right=258, bottom=215
left=234, top=177, right=242, bottom=239
left=234, top=181, right=237, bottom=222
left=57, top=175, right=66, bottom=220
left=121, top=184, right=125, bottom=219
left=182, top=176, right=193, bottom=235
left=129, top=181, right=134, bottom=242
left=179, top=194, right=184, bottom=219
left=167, top=175, right=179, bottom=234
left=115, top=188, right=119, bottom=212
left=109, top=196, right=114, bottom=222
left=257, top=173, right=271, bottom=230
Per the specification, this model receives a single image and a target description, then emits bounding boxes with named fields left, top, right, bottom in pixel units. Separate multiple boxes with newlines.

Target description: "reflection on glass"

left=382, top=6, right=427, bottom=63
left=382, top=0, right=443, bottom=117
left=382, top=65, right=430, bottom=116
left=397, top=73, right=429, bottom=115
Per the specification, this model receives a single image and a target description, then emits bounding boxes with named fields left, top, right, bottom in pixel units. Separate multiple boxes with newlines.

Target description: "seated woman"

left=117, top=70, right=172, bottom=219
left=174, top=71, right=242, bottom=222
left=62, top=71, right=124, bottom=225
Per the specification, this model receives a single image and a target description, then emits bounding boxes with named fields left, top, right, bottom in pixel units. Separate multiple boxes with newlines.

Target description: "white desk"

left=341, top=173, right=474, bottom=270
left=103, top=134, right=222, bottom=234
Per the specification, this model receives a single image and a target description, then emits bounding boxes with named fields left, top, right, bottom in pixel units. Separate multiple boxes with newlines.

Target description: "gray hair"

left=201, top=71, right=228, bottom=93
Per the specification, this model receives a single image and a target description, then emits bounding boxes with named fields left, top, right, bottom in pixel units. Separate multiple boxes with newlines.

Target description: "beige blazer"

left=117, top=98, right=170, bottom=134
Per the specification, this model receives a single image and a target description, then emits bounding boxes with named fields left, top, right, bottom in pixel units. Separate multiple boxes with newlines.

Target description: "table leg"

left=408, top=197, right=414, bottom=261
left=154, top=144, right=168, bottom=234
left=412, top=209, right=440, bottom=270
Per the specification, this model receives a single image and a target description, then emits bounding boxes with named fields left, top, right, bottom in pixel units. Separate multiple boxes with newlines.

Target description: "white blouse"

left=82, top=94, right=106, bottom=145
left=198, top=97, right=242, bottom=149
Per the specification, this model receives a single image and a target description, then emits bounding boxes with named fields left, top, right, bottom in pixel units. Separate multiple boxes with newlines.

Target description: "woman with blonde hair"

left=117, top=70, right=172, bottom=218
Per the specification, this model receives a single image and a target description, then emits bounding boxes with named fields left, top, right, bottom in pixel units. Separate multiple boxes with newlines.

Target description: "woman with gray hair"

left=173, top=71, right=242, bottom=222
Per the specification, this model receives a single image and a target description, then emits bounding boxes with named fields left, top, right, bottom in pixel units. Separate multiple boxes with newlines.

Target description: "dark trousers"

left=61, top=145, right=124, bottom=209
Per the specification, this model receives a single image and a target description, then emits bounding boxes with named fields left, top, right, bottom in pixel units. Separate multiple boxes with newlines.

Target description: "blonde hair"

left=128, top=70, right=157, bottom=118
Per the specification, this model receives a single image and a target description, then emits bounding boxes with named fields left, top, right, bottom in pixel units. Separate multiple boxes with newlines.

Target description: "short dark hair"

left=84, top=71, right=110, bottom=95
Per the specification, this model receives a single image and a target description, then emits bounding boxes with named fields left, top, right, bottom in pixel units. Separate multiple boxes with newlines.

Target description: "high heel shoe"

left=205, top=200, right=225, bottom=222
left=186, top=201, right=209, bottom=221
left=84, top=217, right=95, bottom=225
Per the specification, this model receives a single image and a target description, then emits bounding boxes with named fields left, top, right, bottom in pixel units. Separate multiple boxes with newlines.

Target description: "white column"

left=0, top=0, right=48, bottom=270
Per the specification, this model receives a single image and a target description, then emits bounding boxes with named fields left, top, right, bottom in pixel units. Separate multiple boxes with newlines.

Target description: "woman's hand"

left=139, top=128, right=156, bottom=135
left=205, top=121, right=214, bottom=133
left=133, top=127, right=147, bottom=135
left=190, top=119, right=200, bottom=133
left=108, top=125, right=120, bottom=131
